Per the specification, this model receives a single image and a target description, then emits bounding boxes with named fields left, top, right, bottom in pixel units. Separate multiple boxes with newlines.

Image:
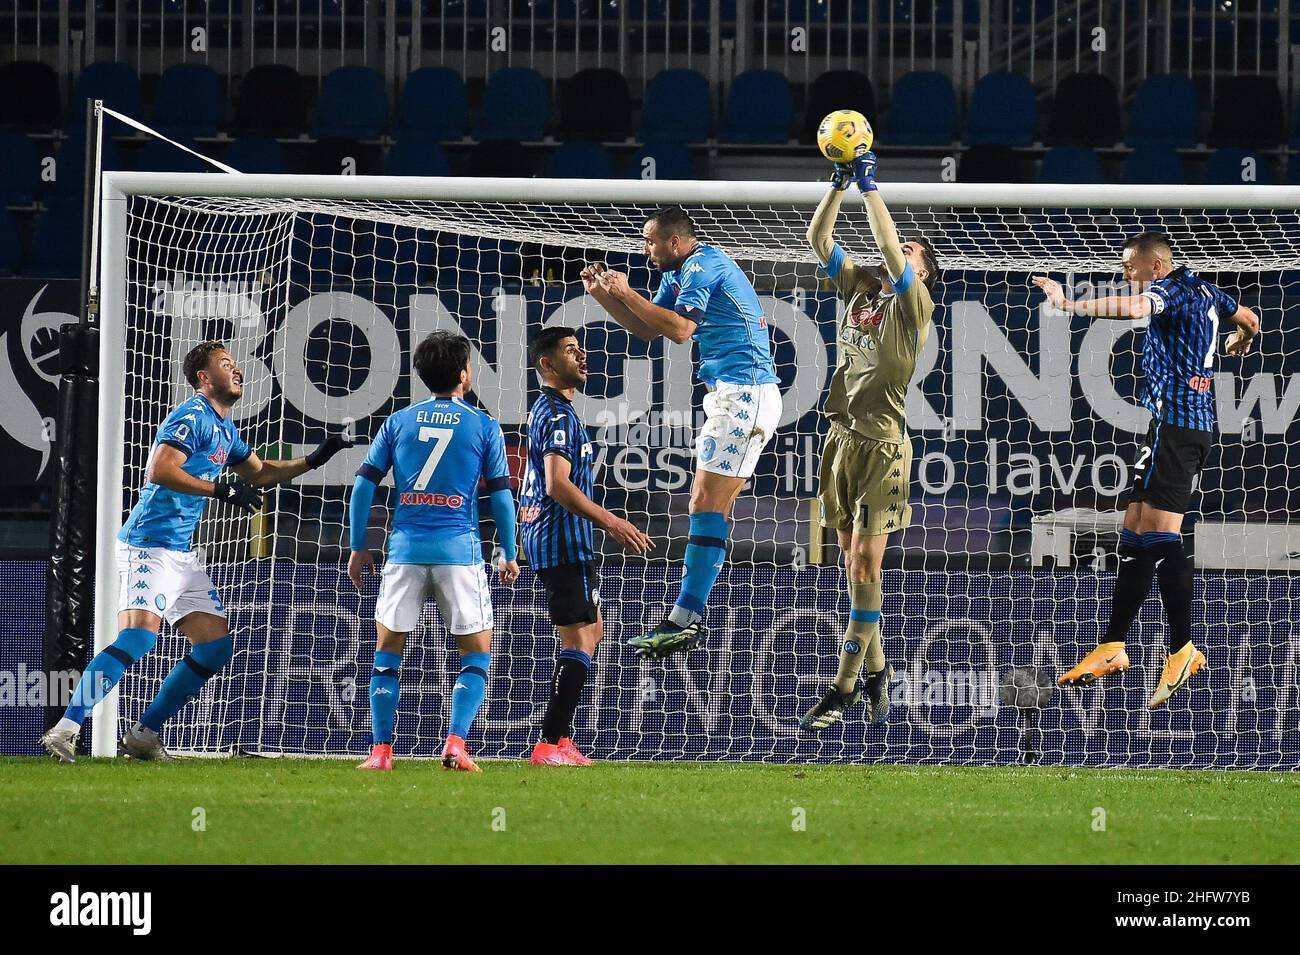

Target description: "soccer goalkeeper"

left=801, top=152, right=939, bottom=731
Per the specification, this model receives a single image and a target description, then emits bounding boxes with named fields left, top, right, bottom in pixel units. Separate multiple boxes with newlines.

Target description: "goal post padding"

left=95, top=174, right=1300, bottom=768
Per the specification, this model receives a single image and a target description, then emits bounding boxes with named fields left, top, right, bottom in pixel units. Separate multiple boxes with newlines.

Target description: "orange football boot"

left=557, top=737, right=592, bottom=766
left=530, top=740, right=577, bottom=765
left=441, top=734, right=480, bottom=772
left=1058, top=641, right=1131, bottom=686
left=358, top=743, right=393, bottom=771
left=1149, top=642, right=1207, bottom=709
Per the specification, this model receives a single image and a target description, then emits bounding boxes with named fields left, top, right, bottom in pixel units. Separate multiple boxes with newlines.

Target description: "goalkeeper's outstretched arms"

left=806, top=164, right=862, bottom=288
left=147, top=433, right=353, bottom=515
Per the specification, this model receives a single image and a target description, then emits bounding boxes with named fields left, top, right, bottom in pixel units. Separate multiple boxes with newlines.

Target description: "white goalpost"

left=93, top=172, right=1300, bottom=770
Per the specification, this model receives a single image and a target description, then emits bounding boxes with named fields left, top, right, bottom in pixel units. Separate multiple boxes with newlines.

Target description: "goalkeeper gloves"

left=305, top=433, right=354, bottom=470
left=851, top=151, right=878, bottom=193
left=211, top=480, right=263, bottom=514
left=830, top=163, right=854, bottom=192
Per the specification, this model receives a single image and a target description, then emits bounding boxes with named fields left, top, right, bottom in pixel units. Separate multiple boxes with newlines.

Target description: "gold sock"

left=834, top=581, right=882, bottom=690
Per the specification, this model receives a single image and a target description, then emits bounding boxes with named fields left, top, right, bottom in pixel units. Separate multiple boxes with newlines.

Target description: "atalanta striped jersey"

left=520, top=387, right=595, bottom=569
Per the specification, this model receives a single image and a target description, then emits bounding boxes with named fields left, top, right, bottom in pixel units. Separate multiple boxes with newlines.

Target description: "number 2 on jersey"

left=413, top=427, right=454, bottom=491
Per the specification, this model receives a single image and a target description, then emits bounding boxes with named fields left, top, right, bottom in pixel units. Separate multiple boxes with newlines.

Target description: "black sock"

left=1103, top=531, right=1155, bottom=643
left=1150, top=538, right=1194, bottom=654
left=541, top=648, right=592, bottom=744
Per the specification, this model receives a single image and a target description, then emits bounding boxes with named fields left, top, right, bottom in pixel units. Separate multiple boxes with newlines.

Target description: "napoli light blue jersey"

left=118, top=394, right=252, bottom=551
left=356, top=396, right=511, bottom=565
left=652, top=242, right=780, bottom=387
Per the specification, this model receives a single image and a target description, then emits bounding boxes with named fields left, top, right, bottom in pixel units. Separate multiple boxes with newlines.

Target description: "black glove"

left=211, top=480, right=263, bottom=514
left=305, top=433, right=354, bottom=470
left=830, top=162, right=854, bottom=192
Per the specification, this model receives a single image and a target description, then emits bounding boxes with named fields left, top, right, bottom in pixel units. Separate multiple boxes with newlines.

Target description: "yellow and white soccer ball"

left=816, top=109, right=874, bottom=163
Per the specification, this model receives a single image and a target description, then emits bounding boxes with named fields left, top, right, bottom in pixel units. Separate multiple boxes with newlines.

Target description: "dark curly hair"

left=183, top=340, right=229, bottom=389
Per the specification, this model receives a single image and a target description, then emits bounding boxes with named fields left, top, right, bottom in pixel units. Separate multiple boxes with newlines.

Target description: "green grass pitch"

left=2, top=757, right=1296, bottom=864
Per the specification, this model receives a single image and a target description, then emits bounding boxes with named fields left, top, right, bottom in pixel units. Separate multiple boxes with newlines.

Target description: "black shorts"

left=1126, top=419, right=1212, bottom=515
left=536, top=561, right=601, bottom=628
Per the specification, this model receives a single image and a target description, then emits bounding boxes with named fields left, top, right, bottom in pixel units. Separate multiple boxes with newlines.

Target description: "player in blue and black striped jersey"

left=1034, top=232, right=1260, bottom=708
left=520, top=327, right=653, bottom=765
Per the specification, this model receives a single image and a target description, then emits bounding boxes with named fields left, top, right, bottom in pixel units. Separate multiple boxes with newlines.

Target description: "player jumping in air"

left=800, top=153, right=940, bottom=731
left=40, top=341, right=352, bottom=762
left=586, top=206, right=781, bottom=660
left=348, top=331, right=520, bottom=772
left=521, top=327, right=654, bottom=765
left=1033, top=233, right=1260, bottom=707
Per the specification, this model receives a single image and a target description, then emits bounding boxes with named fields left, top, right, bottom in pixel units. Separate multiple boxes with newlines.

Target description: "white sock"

left=667, top=605, right=699, bottom=628
left=54, top=717, right=80, bottom=735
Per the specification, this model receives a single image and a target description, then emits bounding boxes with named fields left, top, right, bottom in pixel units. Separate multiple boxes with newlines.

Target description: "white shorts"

left=116, top=540, right=225, bottom=625
left=696, top=381, right=783, bottom=479
left=375, top=562, right=494, bottom=635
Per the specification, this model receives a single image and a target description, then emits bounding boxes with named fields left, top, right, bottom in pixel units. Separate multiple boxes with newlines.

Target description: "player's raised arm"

left=543, top=452, right=653, bottom=555
left=596, top=268, right=697, bottom=344
left=1031, top=275, right=1153, bottom=319
left=230, top=433, right=353, bottom=488
left=806, top=168, right=860, bottom=289
left=581, top=262, right=659, bottom=342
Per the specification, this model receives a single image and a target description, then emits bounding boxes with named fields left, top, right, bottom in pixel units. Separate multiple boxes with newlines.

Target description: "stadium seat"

left=560, top=68, right=632, bottom=142
left=0, top=132, right=42, bottom=206
left=0, top=207, right=22, bottom=275
left=625, top=143, right=695, bottom=180
left=302, top=138, right=383, bottom=176
left=957, top=144, right=1024, bottom=183
left=384, top=139, right=452, bottom=177
left=0, top=61, right=62, bottom=132
left=1209, top=75, right=1285, bottom=148
left=1126, top=74, right=1200, bottom=148
left=234, top=65, right=306, bottom=135
left=638, top=69, right=711, bottom=143
left=1048, top=73, right=1120, bottom=146
left=886, top=71, right=956, bottom=145
left=964, top=71, right=1037, bottom=146
left=1121, top=145, right=1186, bottom=184
left=136, top=137, right=213, bottom=174
left=1038, top=146, right=1103, bottom=184
left=47, top=135, right=125, bottom=200
left=67, top=62, right=142, bottom=135
left=801, top=70, right=876, bottom=145
left=394, top=67, right=467, bottom=141
left=1204, top=148, right=1273, bottom=185
left=152, top=63, right=225, bottom=138
left=26, top=197, right=83, bottom=278
left=225, top=137, right=288, bottom=174
left=548, top=141, right=616, bottom=179
left=477, top=68, right=549, bottom=141
left=314, top=66, right=388, bottom=139
left=720, top=70, right=793, bottom=144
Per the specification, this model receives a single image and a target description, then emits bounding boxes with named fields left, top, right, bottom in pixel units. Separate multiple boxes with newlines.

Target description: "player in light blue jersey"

left=586, top=206, right=783, bottom=660
left=40, top=341, right=351, bottom=763
left=347, top=331, right=520, bottom=772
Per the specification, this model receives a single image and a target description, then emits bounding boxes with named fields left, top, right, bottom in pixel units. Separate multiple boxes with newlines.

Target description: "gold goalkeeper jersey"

left=823, top=262, right=934, bottom=445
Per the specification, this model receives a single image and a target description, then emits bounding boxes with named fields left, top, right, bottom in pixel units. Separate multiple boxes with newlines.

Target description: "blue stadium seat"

left=1204, top=148, right=1273, bottom=185
left=0, top=132, right=42, bottom=205
left=48, top=135, right=125, bottom=200
left=560, top=68, right=632, bottom=141
left=477, top=68, right=549, bottom=141
left=67, top=62, right=141, bottom=134
left=234, top=65, right=306, bottom=135
left=1126, top=74, right=1200, bottom=148
left=547, top=141, right=616, bottom=179
left=26, top=197, right=83, bottom=278
left=314, top=66, right=388, bottom=139
left=0, top=61, right=61, bottom=132
left=1048, top=72, right=1120, bottom=146
left=639, top=69, right=711, bottom=143
left=152, top=63, right=225, bottom=138
left=1038, top=146, right=1103, bottom=184
left=225, top=137, right=288, bottom=174
left=965, top=71, right=1037, bottom=146
left=720, top=70, right=793, bottom=144
left=1209, top=75, right=1285, bottom=148
left=1121, top=145, right=1186, bottom=184
left=136, top=137, right=213, bottom=174
left=0, top=207, right=22, bottom=275
left=886, top=71, right=956, bottom=145
left=802, top=69, right=876, bottom=145
left=625, top=143, right=695, bottom=180
left=384, top=139, right=452, bottom=177
left=394, top=67, right=467, bottom=141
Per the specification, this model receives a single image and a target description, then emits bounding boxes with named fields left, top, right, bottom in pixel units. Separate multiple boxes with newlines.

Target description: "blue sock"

left=139, top=636, right=233, bottom=732
left=449, top=652, right=490, bottom=739
left=669, top=511, right=729, bottom=626
left=369, top=650, right=401, bottom=745
left=63, top=627, right=157, bottom=725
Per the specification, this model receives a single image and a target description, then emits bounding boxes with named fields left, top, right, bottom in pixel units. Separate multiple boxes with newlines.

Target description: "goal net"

left=96, top=174, right=1300, bottom=770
